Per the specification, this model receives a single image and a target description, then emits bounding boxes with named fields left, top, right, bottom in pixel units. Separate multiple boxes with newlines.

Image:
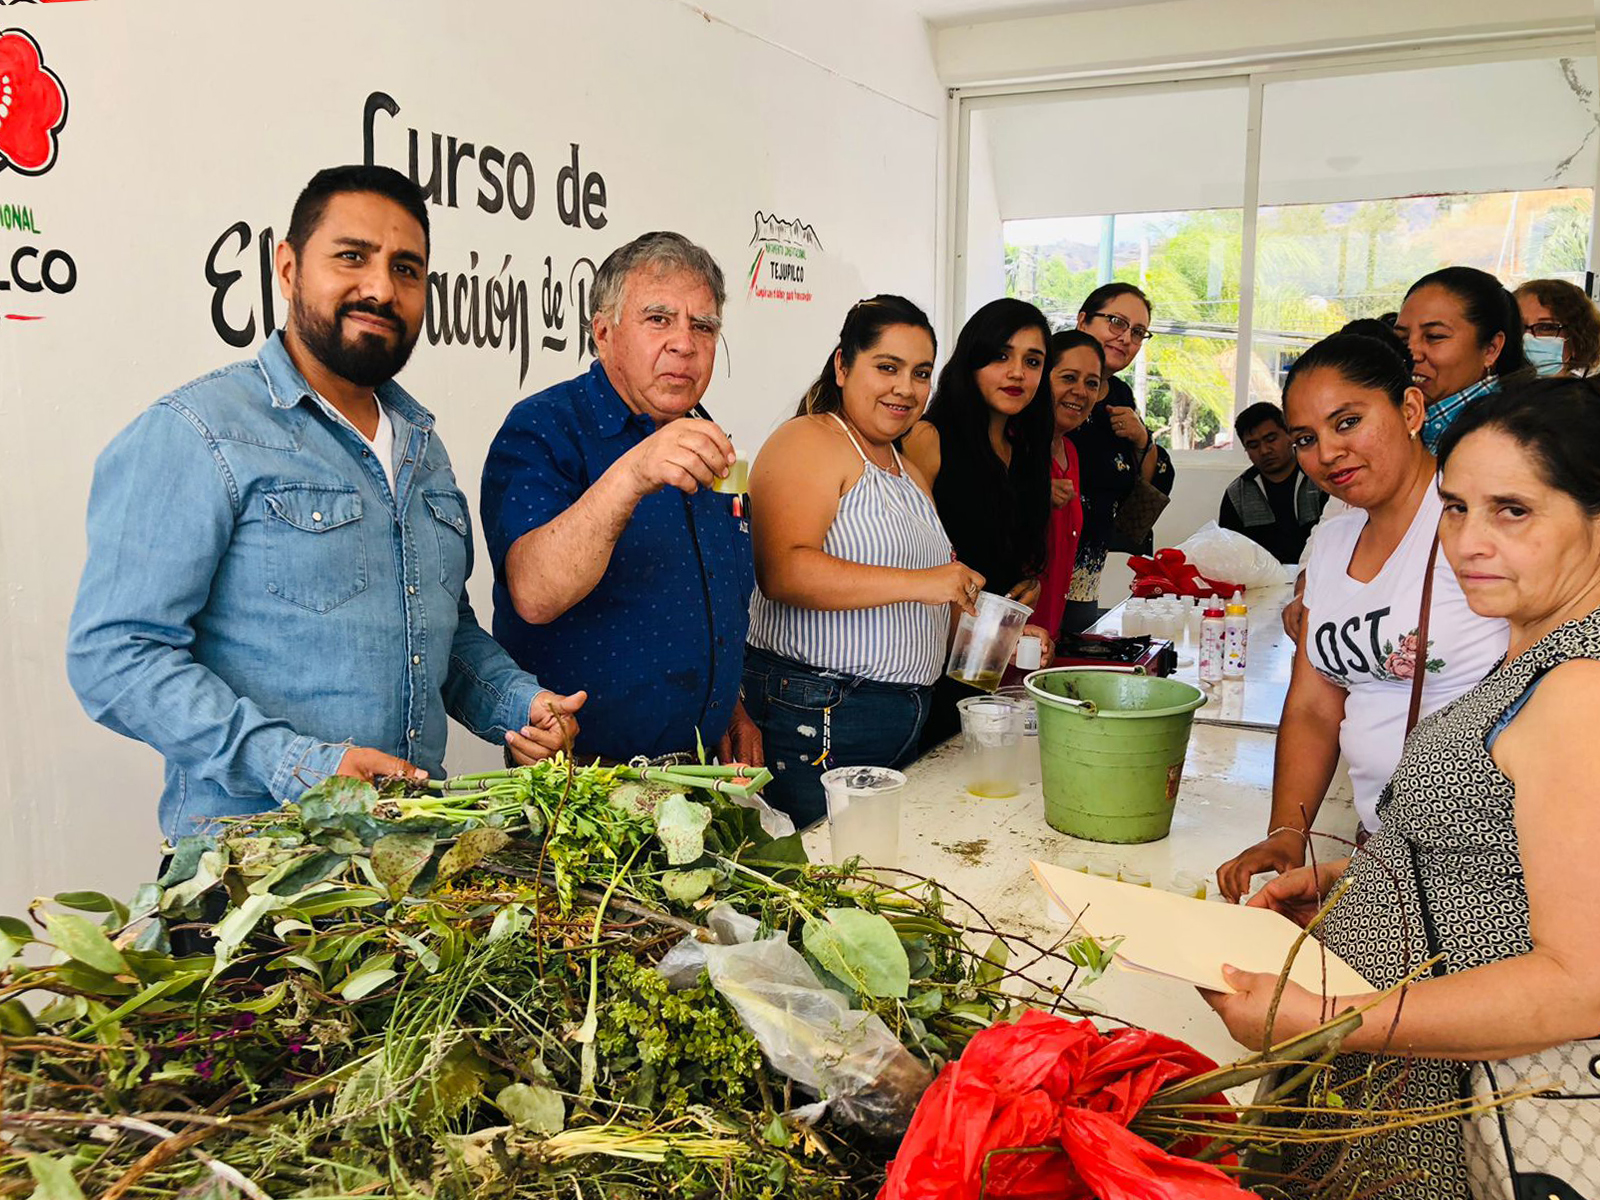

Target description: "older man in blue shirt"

left=68, top=165, right=584, bottom=842
left=481, top=232, right=760, bottom=765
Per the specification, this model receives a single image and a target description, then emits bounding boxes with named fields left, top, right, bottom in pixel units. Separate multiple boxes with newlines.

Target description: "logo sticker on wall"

left=747, top=212, right=821, bottom=304
left=0, top=28, right=68, bottom=175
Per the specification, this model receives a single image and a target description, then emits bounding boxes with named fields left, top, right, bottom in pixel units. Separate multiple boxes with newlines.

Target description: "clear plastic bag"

left=699, top=936, right=932, bottom=1136
left=1176, top=521, right=1289, bottom=590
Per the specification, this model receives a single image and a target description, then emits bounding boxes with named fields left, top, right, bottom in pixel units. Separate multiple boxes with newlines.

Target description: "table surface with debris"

left=802, top=584, right=1357, bottom=1068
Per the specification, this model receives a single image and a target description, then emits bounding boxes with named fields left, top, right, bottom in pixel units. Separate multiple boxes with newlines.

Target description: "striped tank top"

left=748, top=415, right=953, bottom=686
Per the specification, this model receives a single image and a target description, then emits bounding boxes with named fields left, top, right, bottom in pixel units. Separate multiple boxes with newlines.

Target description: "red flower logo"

left=0, top=29, right=68, bottom=175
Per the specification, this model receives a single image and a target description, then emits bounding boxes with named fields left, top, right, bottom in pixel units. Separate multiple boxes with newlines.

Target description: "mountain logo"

left=749, top=212, right=823, bottom=251
left=0, top=28, right=68, bottom=175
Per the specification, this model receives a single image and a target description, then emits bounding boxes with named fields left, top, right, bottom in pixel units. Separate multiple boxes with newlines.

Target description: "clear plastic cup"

left=1086, top=856, right=1119, bottom=881
left=994, top=685, right=1041, bottom=787
left=821, top=766, right=905, bottom=867
left=1120, top=866, right=1152, bottom=888
left=711, top=458, right=750, bottom=495
left=1171, top=870, right=1209, bottom=900
left=956, top=694, right=1025, bottom=798
left=946, top=592, right=1033, bottom=692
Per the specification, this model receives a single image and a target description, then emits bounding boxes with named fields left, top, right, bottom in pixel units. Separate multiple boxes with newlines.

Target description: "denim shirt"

left=67, top=332, right=543, bottom=840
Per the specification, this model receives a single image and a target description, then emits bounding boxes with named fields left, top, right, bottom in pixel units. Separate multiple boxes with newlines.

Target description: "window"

left=962, top=47, right=1600, bottom=453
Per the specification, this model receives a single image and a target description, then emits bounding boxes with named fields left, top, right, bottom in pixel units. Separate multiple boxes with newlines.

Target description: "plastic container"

left=995, top=685, right=1042, bottom=787
left=821, top=766, right=905, bottom=867
left=946, top=592, right=1033, bottom=693
left=1223, top=590, right=1249, bottom=679
left=1121, top=597, right=1147, bottom=637
left=1198, top=603, right=1225, bottom=683
left=956, top=694, right=1026, bottom=798
left=1024, top=668, right=1207, bottom=843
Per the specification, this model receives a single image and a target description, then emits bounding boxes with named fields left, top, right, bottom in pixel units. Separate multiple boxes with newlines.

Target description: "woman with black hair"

left=1217, top=324, right=1507, bottom=901
left=1209, top=379, right=1600, bottom=1198
left=1394, top=265, right=1533, bottom=450
left=1064, top=282, right=1177, bottom=632
left=744, top=296, right=983, bottom=826
left=904, top=297, right=1057, bottom=748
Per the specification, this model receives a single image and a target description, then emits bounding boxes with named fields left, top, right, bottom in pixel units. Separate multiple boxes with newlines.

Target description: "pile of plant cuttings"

left=0, top=759, right=1505, bottom=1200
left=0, top=759, right=1114, bottom=1199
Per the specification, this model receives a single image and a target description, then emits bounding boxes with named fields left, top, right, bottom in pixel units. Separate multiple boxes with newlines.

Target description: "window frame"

left=948, top=29, right=1600, bottom=467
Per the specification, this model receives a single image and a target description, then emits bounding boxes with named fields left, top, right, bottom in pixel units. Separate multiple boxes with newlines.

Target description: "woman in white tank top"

left=744, top=297, right=984, bottom=828
left=1217, top=326, right=1508, bottom=901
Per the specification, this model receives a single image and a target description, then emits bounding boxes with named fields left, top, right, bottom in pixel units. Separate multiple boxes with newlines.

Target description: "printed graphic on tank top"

left=1302, top=486, right=1508, bottom=831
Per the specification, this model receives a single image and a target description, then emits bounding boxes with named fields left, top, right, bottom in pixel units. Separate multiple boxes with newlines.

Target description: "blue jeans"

left=742, top=646, right=931, bottom=830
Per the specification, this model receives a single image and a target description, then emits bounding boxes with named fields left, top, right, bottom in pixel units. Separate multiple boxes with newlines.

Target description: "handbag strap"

left=1405, top=533, right=1442, bottom=737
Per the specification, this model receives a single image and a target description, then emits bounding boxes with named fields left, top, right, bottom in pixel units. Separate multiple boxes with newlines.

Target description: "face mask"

left=1525, top=334, right=1567, bottom=377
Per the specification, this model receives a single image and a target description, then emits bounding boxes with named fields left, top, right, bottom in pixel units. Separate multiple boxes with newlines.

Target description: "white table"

left=802, top=587, right=1357, bottom=1067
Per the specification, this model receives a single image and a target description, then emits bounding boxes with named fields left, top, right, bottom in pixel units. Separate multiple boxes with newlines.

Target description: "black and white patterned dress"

left=1296, top=610, right=1600, bottom=1198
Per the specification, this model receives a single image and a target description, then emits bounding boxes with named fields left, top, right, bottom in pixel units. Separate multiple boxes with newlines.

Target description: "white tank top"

left=1303, top=485, right=1509, bottom=831
left=747, top=415, right=953, bottom=685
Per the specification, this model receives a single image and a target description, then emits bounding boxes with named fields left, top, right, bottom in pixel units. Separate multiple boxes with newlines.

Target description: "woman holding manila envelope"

left=1205, top=381, right=1600, bottom=1199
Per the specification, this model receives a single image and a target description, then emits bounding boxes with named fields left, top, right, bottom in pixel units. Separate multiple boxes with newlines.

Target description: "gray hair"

left=590, top=231, right=726, bottom=324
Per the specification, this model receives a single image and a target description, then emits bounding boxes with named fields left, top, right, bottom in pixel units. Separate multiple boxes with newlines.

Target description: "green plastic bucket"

left=1023, top=668, right=1207, bottom=843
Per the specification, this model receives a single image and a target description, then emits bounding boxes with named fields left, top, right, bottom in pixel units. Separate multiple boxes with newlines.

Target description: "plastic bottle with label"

left=1223, top=589, right=1249, bottom=679
left=1198, top=602, right=1226, bottom=683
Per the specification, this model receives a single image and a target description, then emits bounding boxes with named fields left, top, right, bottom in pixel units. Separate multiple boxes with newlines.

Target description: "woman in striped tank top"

left=744, top=297, right=985, bottom=827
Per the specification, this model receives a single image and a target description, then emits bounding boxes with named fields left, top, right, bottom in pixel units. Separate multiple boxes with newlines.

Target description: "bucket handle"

left=1054, top=694, right=1099, bottom=716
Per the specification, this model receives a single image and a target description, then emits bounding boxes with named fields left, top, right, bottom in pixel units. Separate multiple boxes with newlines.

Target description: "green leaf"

left=975, top=936, right=1010, bottom=989
left=211, top=892, right=281, bottom=968
left=435, top=827, right=510, bottom=883
left=496, top=1081, right=565, bottom=1133
left=802, top=909, right=911, bottom=999
left=905, top=988, right=943, bottom=1018
left=78, top=971, right=208, bottom=1035
left=395, top=930, right=441, bottom=974
left=24, top=1153, right=87, bottom=1200
left=297, top=774, right=379, bottom=823
left=338, top=954, right=398, bottom=1001
left=0, top=915, right=33, bottom=942
left=0, top=933, right=23, bottom=974
left=371, top=833, right=436, bottom=899
left=53, top=891, right=118, bottom=914
left=42, top=911, right=130, bottom=976
left=1065, top=934, right=1122, bottom=986
left=285, top=889, right=386, bottom=919
left=235, top=981, right=290, bottom=1013
left=160, top=850, right=225, bottom=913
left=0, top=998, right=37, bottom=1036
left=157, top=836, right=211, bottom=887
left=655, top=794, right=712, bottom=865
left=661, top=868, right=716, bottom=904
left=124, top=883, right=163, bottom=924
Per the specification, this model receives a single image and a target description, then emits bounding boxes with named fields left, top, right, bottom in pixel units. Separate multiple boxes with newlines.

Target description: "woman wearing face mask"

left=1034, top=331, right=1102, bottom=639
left=1514, top=277, right=1600, bottom=377
left=744, top=296, right=984, bottom=827
left=1394, top=265, right=1533, bottom=451
left=1207, top=382, right=1600, bottom=1198
left=1065, top=283, right=1176, bottom=632
left=1216, top=326, right=1508, bottom=902
left=905, top=298, right=1056, bottom=748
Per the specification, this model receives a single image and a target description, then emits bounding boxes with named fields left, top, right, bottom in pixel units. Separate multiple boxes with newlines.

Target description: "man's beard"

left=292, top=292, right=419, bottom=389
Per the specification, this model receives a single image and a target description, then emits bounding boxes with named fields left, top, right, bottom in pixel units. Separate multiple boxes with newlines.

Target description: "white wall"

left=0, top=0, right=943, bottom=918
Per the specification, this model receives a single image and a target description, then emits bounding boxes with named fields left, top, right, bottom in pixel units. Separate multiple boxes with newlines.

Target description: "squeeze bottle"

left=1199, top=603, right=1225, bottom=683
left=1223, top=590, right=1249, bottom=679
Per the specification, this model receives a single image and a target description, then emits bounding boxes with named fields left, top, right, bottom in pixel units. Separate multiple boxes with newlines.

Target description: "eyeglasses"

left=1091, top=312, right=1154, bottom=343
left=1525, top=320, right=1566, bottom=338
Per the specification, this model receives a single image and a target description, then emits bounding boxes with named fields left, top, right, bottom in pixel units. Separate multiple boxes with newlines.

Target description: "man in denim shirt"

left=68, top=165, right=584, bottom=842
left=482, top=233, right=760, bottom=765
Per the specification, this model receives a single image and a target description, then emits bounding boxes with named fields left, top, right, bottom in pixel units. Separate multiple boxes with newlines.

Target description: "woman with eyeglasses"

left=1060, top=282, right=1176, bottom=633
left=1514, top=278, right=1600, bottom=377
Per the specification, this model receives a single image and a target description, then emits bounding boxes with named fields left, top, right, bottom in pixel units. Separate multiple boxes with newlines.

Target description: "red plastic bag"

left=879, top=1010, right=1249, bottom=1200
left=1128, top=550, right=1240, bottom=600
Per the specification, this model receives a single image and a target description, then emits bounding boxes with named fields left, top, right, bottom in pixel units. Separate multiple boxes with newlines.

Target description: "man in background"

left=1219, top=401, right=1326, bottom=564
